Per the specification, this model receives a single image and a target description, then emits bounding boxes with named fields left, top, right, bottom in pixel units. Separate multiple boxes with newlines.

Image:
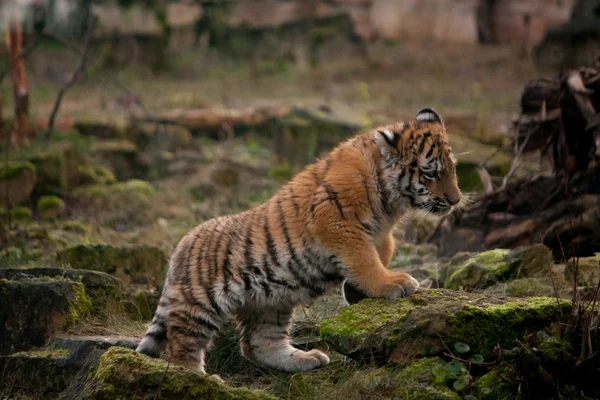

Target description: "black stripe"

left=288, top=187, right=300, bottom=216
left=376, top=166, right=391, bottom=215
left=419, top=132, right=432, bottom=153
left=323, top=183, right=345, bottom=218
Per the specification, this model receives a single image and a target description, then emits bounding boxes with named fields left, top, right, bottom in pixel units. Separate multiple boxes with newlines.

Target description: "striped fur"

left=136, top=109, right=462, bottom=373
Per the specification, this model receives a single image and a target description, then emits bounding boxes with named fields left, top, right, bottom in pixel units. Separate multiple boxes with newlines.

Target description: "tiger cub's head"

left=376, top=108, right=462, bottom=215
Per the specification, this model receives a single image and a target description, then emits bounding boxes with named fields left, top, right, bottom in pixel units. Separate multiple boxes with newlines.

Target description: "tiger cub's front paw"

left=386, top=272, right=419, bottom=300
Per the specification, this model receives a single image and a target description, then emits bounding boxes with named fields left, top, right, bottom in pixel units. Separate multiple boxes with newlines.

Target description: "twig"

left=42, top=17, right=96, bottom=140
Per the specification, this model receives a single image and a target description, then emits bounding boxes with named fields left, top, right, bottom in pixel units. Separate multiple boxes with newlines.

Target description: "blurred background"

left=1, top=0, right=599, bottom=271
left=1, top=1, right=600, bottom=398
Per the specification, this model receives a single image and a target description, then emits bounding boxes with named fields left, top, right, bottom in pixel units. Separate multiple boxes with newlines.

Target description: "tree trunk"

left=6, top=5, right=33, bottom=149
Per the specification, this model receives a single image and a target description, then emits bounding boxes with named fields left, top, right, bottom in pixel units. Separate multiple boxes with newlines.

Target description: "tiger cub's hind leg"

left=237, top=307, right=330, bottom=372
left=166, top=300, right=222, bottom=374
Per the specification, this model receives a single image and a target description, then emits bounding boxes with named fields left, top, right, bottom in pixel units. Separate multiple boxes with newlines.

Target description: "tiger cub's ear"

left=416, top=108, right=442, bottom=124
left=341, top=279, right=369, bottom=305
left=377, top=129, right=399, bottom=148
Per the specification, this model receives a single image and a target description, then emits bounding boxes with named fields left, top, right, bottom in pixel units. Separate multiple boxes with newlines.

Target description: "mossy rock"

left=474, top=368, right=515, bottom=400
left=74, top=121, right=121, bottom=139
left=445, top=245, right=553, bottom=290
left=38, top=195, right=66, bottom=220
left=124, top=284, right=160, bottom=321
left=0, top=160, right=37, bottom=206
left=320, top=289, right=570, bottom=363
left=80, top=347, right=275, bottom=399
left=90, top=139, right=149, bottom=181
left=0, top=279, right=92, bottom=355
left=56, top=244, right=166, bottom=286
left=0, top=348, right=76, bottom=399
left=274, top=357, right=459, bottom=400
left=78, top=164, right=117, bottom=185
left=565, top=256, right=599, bottom=287
left=10, top=141, right=81, bottom=192
left=0, top=266, right=124, bottom=306
left=127, top=122, right=193, bottom=152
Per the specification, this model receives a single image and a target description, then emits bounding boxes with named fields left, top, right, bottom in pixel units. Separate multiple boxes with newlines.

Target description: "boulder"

left=77, top=164, right=117, bottom=185
left=128, top=122, right=193, bottom=153
left=279, top=357, right=460, bottom=400
left=0, top=348, right=76, bottom=397
left=0, top=279, right=92, bottom=355
left=320, top=289, right=570, bottom=363
left=75, top=347, right=275, bottom=400
left=0, top=161, right=37, bottom=206
left=90, top=139, right=149, bottom=181
left=56, top=244, right=166, bottom=286
left=0, top=267, right=124, bottom=302
left=11, top=141, right=81, bottom=192
left=444, top=245, right=553, bottom=290
left=565, top=256, right=599, bottom=287
left=74, top=121, right=121, bottom=139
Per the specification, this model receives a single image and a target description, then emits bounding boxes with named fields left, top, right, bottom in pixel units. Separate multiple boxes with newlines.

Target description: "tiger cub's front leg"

left=319, top=227, right=419, bottom=300
left=236, top=306, right=330, bottom=372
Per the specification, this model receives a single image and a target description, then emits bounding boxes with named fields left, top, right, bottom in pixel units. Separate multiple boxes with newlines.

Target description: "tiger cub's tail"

left=136, top=298, right=168, bottom=357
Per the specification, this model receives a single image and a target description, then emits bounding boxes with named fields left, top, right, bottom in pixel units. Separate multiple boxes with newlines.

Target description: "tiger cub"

left=136, top=108, right=462, bottom=374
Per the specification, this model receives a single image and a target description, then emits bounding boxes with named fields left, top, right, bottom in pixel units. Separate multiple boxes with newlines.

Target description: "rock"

left=444, top=245, right=553, bottom=290
left=124, top=284, right=160, bottom=321
left=72, top=180, right=157, bottom=229
left=0, top=348, right=77, bottom=397
left=51, top=335, right=139, bottom=369
left=320, top=289, right=570, bottom=363
left=565, top=256, right=599, bottom=286
left=91, top=139, right=149, bottom=181
left=0, top=279, right=92, bottom=355
left=0, top=267, right=124, bottom=303
left=128, top=122, right=193, bottom=153
left=56, top=244, right=166, bottom=286
left=279, top=357, right=460, bottom=400
left=486, top=277, right=559, bottom=298
left=77, top=347, right=275, bottom=399
left=12, top=141, right=81, bottom=192
left=77, top=164, right=117, bottom=185
left=37, top=195, right=66, bottom=219
left=0, top=161, right=37, bottom=206
left=74, top=121, right=121, bottom=139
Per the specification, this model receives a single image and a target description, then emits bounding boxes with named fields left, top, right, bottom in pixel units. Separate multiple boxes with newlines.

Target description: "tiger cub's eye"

left=422, top=170, right=437, bottom=180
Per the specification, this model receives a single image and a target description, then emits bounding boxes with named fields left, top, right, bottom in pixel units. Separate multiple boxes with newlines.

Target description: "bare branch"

left=42, top=17, right=96, bottom=140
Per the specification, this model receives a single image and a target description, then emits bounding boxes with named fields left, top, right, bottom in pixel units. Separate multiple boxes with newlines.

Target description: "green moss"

left=78, top=164, right=117, bottom=185
left=38, top=195, right=63, bottom=211
left=38, top=195, right=65, bottom=219
left=445, top=249, right=511, bottom=289
left=474, top=368, right=514, bottom=400
left=91, top=347, right=275, bottom=399
left=11, top=348, right=70, bottom=359
left=68, top=282, right=93, bottom=325
left=10, top=206, right=33, bottom=220
left=320, top=299, right=416, bottom=338
left=0, top=160, right=36, bottom=181
left=538, top=337, right=572, bottom=363
left=447, top=297, right=571, bottom=355
left=0, top=278, right=7, bottom=294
